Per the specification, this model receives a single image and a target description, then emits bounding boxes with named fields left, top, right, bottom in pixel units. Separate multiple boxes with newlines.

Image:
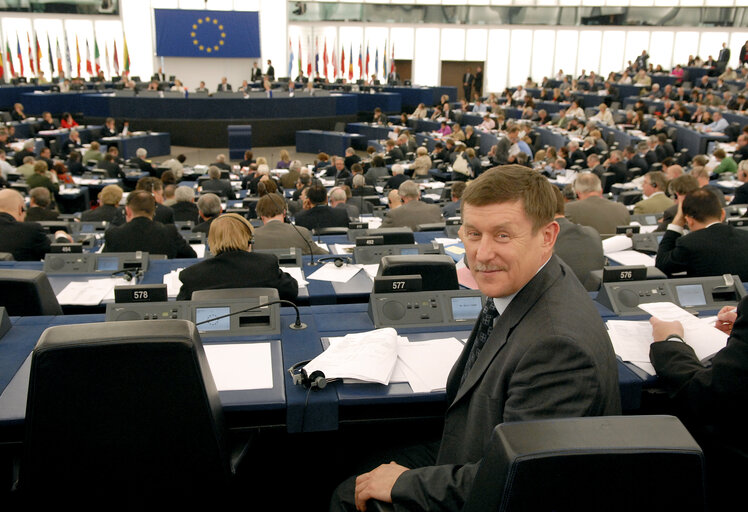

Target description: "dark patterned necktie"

left=460, top=299, right=499, bottom=386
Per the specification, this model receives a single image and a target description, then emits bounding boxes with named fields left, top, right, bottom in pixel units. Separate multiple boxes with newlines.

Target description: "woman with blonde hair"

left=276, top=149, right=291, bottom=169
left=176, top=213, right=298, bottom=300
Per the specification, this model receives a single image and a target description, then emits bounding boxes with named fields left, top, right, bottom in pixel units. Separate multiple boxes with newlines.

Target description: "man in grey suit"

left=380, top=180, right=442, bottom=230
left=253, top=195, right=327, bottom=255
left=552, top=186, right=605, bottom=291
left=565, top=172, right=630, bottom=235
left=334, top=166, right=621, bottom=511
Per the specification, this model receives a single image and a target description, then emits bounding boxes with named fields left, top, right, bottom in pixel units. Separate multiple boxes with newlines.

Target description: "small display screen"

left=96, top=256, right=119, bottom=271
left=195, top=307, right=231, bottom=332
left=676, top=285, right=707, bottom=307
left=80, top=224, right=95, bottom=233
left=451, top=296, right=483, bottom=321
left=645, top=216, right=656, bottom=225
left=400, top=248, right=419, bottom=255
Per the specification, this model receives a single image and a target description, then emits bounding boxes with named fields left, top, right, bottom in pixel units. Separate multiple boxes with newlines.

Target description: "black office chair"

left=314, top=227, right=349, bottom=236
left=414, top=222, right=447, bottom=232
left=0, top=269, right=62, bottom=316
left=20, top=320, right=242, bottom=505
left=371, top=415, right=705, bottom=512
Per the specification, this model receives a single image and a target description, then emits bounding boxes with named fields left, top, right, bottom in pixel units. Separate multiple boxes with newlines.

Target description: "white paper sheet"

left=203, top=343, right=273, bottom=391
left=331, top=243, right=355, bottom=255
left=602, top=235, right=633, bottom=254
left=306, top=262, right=363, bottom=283
left=606, top=250, right=656, bottom=267
left=56, top=277, right=131, bottom=305
left=191, top=244, right=206, bottom=258
left=281, top=266, right=309, bottom=287
left=397, top=338, right=464, bottom=393
left=162, top=268, right=184, bottom=298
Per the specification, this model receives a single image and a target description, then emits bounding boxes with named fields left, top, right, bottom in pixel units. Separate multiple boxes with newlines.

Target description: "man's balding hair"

left=398, top=180, right=420, bottom=200
left=197, top=193, right=222, bottom=218
left=126, top=190, right=156, bottom=217
left=573, top=172, right=603, bottom=194
left=175, top=185, right=195, bottom=203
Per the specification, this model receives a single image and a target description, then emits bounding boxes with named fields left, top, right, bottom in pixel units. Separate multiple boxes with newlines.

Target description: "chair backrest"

left=463, top=415, right=705, bottom=512
left=21, top=319, right=231, bottom=501
left=0, top=269, right=62, bottom=316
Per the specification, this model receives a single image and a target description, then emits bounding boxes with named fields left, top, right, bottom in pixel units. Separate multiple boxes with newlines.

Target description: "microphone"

left=194, top=299, right=307, bottom=330
left=110, top=268, right=143, bottom=282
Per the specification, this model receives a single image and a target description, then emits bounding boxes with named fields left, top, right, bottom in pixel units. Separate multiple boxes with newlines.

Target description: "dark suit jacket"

left=103, top=217, right=197, bottom=259
left=364, top=167, right=389, bottom=186
left=252, top=219, right=327, bottom=255
left=97, top=160, right=125, bottom=180
left=202, top=178, right=236, bottom=200
left=24, top=207, right=59, bottom=222
left=381, top=199, right=443, bottom=230
left=129, top=157, right=155, bottom=176
left=171, top=202, right=200, bottom=224
left=554, top=217, right=605, bottom=290
left=385, top=174, right=408, bottom=191
left=176, top=250, right=297, bottom=301
left=81, top=204, right=123, bottom=223
left=731, top=182, right=748, bottom=205
left=294, top=205, right=349, bottom=231
left=628, top=154, right=649, bottom=173
left=387, top=147, right=405, bottom=162
left=0, top=213, right=51, bottom=261
left=656, top=224, right=748, bottom=281
left=192, top=217, right=215, bottom=234
left=391, top=255, right=621, bottom=510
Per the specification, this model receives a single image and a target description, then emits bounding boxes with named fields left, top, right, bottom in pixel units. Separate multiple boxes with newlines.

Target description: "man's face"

left=642, top=176, right=656, bottom=196
left=459, top=200, right=558, bottom=298
left=335, top=159, right=344, bottom=171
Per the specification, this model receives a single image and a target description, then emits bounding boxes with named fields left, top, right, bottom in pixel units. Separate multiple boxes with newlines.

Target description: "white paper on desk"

left=639, top=225, right=658, bottom=233
left=365, top=217, right=383, bottom=229
left=306, top=328, right=399, bottom=384
left=602, top=235, right=633, bottom=254
left=331, top=243, right=355, bottom=255
left=423, top=193, right=441, bottom=202
left=162, top=268, right=184, bottom=298
left=281, top=266, right=309, bottom=287
left=606, top=250, right=655, bottom=267
left=314, top=242, right=329, bottom=253
left=306, top=262, right=362, bottom=283
left=433, top=238, right=461, bottom=246
left=191, top=244, right=206, bottom=258
left=638, top=302, right=728, bottom=360
left=397, top=338, right=464, bottom=393
left=717, top=180, right=742, bottom=189
left=361, top=264, right=379, bottom=280
left=203, top=343, right=273, bottom=391
left=56, top=277, right=130, bottom=305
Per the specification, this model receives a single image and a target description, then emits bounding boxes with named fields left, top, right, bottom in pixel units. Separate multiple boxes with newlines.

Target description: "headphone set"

left=287, top=360, right=334, bottom=390
left=111, top=268, right=144, bottom=282
left=316, top=255, right=352, bottom=268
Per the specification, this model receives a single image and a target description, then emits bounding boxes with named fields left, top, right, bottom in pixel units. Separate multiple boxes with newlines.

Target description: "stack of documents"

left=203, top=343, right=273, bottom=391
left=162, top=268, right=184, bottom=298
left=56, top=277, right=132, bottom=305
left=307, top=262, right=363, bottom=283
left=603, top=235, right=656, bottom=266
left=607, top=302, right=729, bottom=375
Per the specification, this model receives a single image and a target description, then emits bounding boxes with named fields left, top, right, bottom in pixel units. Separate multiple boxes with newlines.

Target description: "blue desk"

left=101, top=132, right=171, bottom=159
left=295, top=130, right=367, bottom=155
left=346, top=122, right=391, bottom=141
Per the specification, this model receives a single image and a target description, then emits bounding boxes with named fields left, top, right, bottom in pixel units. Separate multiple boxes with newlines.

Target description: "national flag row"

left=288, top=38, right=396, bottom=81
left=0, top=31, right=131, bottom=81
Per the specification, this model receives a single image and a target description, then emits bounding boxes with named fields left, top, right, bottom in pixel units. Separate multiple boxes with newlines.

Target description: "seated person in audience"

left=274, top=149, right=291, bottom=170
left=294, top=184, right=350, bottom=231
left=372, top=107, right=388, bottom=125
left=96, top=153, right=125, bottom=180
left=60, top=112, right=78, bottom=129
left=216, top=77, right=232, bottom=92
left=24, top=187, right=59, bottom=222
left=163, top=184, right=177, bottom=206
left=381, top=180, right=442, bottom=230
left=81, top=184, right=124, bottom=222
left=193, top=193, right=222, bottom=234
left=14, top=140, right=36, bottom=167
left=411, top=146, right=432, bottom=178
left=26, top=161, right=58, bottom=196
left=62, top=129, right=83, bottom=157
left=280, top=159, right=302, bottom=189
left=17, top=156, right=36, bottom=180
left=211, top=153, right=232, bottom=172
left=442, top=181, right=466, bottom=218
left=331, top=166, right=620, bottom=512
left=364, top=156, right=389, bottom=187
left=655, top=174, right=699, bottom=231
left=649, top=298, right=747, bottom=512
left=565, top=172, right=630, bottom=235
left=0, top=149, right=14, bottom=179
left=194, top=81, right=209, bottom=93
left=731, top=160, right=748, bottom=205
left=171, top=186, right=200, bottom=224
left=656, top=188, right=748, bottom=280
left=385, top=163, right=408, bottom=191
left=634, top=171, right=673, bottom=214
left=411, top=103, right=427, bottom=119
left=101, top=117, right=119, bottom=138
left=201, top=165, right=236, bottom=200
left=733, top=134, right=748, bottom=163
left=176, top=213, right=298, bottom=301
left=463, top=125, right=478, bottom=148
left=712, top=148, right=737, bottom=175
left=83, top=141, right=104, bottom=165
left=705, top=111, right=729, bottom=133
left=104, top=190, right=196, bottom=259
left=385, top=139, right=405, bottom=161
left=552, top=186, right=604, bottom=290
left=430, top=142, right=449, bottom=163
left=601, top=150, right=630, bottom=185
left=129, top=147, right=156, bottom=176
left=623, top=143, right=649, bottom=173
left=253, top=194, right=327, bottom=255
left=11, top=103, right=26, bottom=122
left=123, top=176, right=174, bottom=225
left=0, top=189, right=64, bottom=260
left=690, top=165, right=727, bottom=206
left=239, top=150, right=255, bottom=169
left=589, top=103, right=614, bottom=126
left=329, top=186, right=359, bottom=219
left=343, top=147, right=360, bottom=171
left=39, top=111, right=57, bottom=131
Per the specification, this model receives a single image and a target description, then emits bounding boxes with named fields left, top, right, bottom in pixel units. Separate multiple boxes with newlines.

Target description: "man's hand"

left=354, top=462, right=409, bottom=511
left=672, top=200, right=686, bottom=228
left=716, top=306, right=738, bottom=335
left=650, top=317, right=684, bottom=342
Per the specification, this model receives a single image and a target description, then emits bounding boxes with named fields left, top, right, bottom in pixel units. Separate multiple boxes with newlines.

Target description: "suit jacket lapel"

left=446, top=256, right=565, bottom=410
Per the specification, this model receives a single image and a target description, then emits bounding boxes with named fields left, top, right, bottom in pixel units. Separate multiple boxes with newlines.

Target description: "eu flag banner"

left=154, top=9, right=260, bottom=58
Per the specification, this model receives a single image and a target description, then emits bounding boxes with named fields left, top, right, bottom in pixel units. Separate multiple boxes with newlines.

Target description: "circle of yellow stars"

left=191, top=16, right=225, bottom=53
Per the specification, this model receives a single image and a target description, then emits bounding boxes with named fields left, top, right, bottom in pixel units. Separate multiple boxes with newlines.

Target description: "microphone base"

left=289, top=322, right=308, bottom=330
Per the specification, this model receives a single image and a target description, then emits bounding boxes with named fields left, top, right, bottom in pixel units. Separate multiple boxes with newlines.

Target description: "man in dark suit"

left=171, top=186, right=200, bottom=224
left=103, top=190, right=196, bottom=259
left=120, top=177, right=175, bottom=225
left=649, top=296, right=748, bottom=512
left=384, top=164, right=408, bottom=191
left=81, top=185, right=124, bottom=223
left=25, top=187, right=59, bottom=222
left=201, top=165, right=236, bottom=200
left=0, top=189, right=52, bottom=261
left=192, top=193, right=222, bottom=234
left=343, top=147, right=361, bottom=171
left=656, top=188, right=748, bottom=280
left=473, top=66, right=483, bottom=97
left=364, top=155, right=389, bottom=186
left=387, top=66, right=400, bottom=85
left=216, top=77, right=232, bottom=92
left=129, top=147, right=156, bottom=176
left=96, top=153, right=126, bottom=180
left=731, top=161, right=748, bottom=205
left=384, top=140, right=404, bottom=162
left=380, top=180, right=447, bottom=230
left=624, top=144, right=649, bottom=173
left=334, top=166, right=621, bottom=511
left=442, top=181, right=465, bottom=218
left=294, top=184, right=349, bottom=232
left=462, top=67, right=474, bottom=101
left=253, top=194, right=327, bottom=255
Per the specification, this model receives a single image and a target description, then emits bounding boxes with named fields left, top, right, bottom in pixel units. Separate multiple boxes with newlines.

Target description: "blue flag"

left=154, top=9, right=260, bottom=58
